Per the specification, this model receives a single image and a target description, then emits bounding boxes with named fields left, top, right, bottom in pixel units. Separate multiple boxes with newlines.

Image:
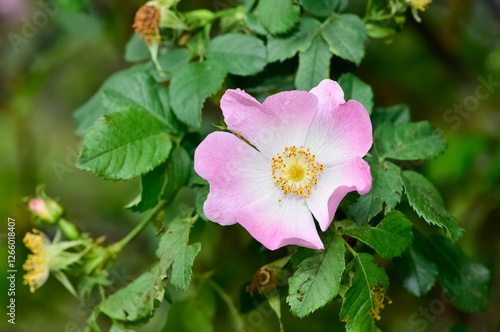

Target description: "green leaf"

left=341, top=210, right=413, bottom=259
left=321, top=14, right=367, bottom=65
left=100, top=267, right=164, bottom=323
left=396, top=231, right=438, bottom=297
left=340, top=253, right=389, bottom=332
left=256, top=0, right=300, bottom=34
left=426, top=235, right=490, bottom=312
left=207, top=33, right=266, bottom=76
left=401, top=171, right=463, bottom=241
left=371, top=104, right=410, bottom=129
left=338, top=73, right=374, bottom=115
left=156, top=212, right=201, bottom=291
left=295, top=36, right=332, bottom=91
left=267, top=17, right=321, bottom=63
left=74, top=89, right=105, bottom=135
left=374, top=121, right=447, bottom=160
left=74, top=66, right=180, bottom=134
left=127, top=164, right=166, bottom=212
left=125, top=33, right=150, bottom=63
left=287, top=233, right=345, bottom=318
left=349, top=157, right=403, bottom=224
left=170, top=59, right=227, bottom=128
left=162, top=145, right=192, bottom=201
left=300, top=0, right=345, bottom=17
left=194, top=184, right=209, bottom=221
left=77, top=107, right=173, bottom=180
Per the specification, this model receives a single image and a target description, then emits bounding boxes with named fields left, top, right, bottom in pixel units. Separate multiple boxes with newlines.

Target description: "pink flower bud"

left=28, top=198, right=63, bottom=223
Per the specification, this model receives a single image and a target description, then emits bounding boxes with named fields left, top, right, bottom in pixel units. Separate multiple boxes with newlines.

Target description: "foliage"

left=19, top=0, right=492, bottom=331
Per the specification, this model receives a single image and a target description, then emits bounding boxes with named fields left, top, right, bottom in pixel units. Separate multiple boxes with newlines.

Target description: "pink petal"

left=194, top=132, right=273, bottom=226
left=237, top=195, right=324, bottom=250
left=306, top=157, right=372, bottom=231
left=221, top=89, right=318, bottom=158
left=306, top=80, right=372, bottom=167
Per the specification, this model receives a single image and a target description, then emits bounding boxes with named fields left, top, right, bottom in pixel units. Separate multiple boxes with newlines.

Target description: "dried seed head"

left=133, top=5, right=161, bottom=45
left=246, top=266, right=279, bottom=296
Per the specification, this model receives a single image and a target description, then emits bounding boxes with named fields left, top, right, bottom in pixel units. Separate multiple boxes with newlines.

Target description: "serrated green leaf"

left=349, top=156, right=403, bottom=224
left=401, top=171, right=463, bottom=241
left=246, top=13, right=267, bottom=35
left=162, top=145, right=192, bottom=201
left=170, top=59, right=227, bottom=128
left=321, top=14, right=367, bottom=65
left=267, top=17, right=321, bottom=63
left=157, top=212, right=201, bottom=291
left=74, top=89, right=105, bottom=135
left=256, top=0, right=300, bottom=34
left=338, top=73, right=374, bottom=115
left=127, top=164, right=166, bottom=212
left=125, top=33, right=150, bottom=63
left=295, top=36, right=332, bottom=91
left=207, top=33, right=266, bottom=76
left=426, top=235, right=490, bottom=312
left=77, top=107, right=173, bottom=180
left=100, top=267, right=164, bottom=323
left=341, top=210, right=413, bottom=259
left=287, top=233, right=345, bottom=318
left=300, top=0, right=345, bottom=17
left=396, top=231, right=438, bottom=297
left=374, top=121, right=447, bottom=160
left=340, top=253, right=389, bottom=332
left=74, top=66, right=180, bottom=134
left=371, top=104, right=410, bottom=129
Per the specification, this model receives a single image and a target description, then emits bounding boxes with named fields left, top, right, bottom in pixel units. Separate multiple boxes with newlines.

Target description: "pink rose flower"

left=194, top=80, right=372, bottom=250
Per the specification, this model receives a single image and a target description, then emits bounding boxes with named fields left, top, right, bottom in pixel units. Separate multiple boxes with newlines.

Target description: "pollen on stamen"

left=271, top=146, right=323, bottom=199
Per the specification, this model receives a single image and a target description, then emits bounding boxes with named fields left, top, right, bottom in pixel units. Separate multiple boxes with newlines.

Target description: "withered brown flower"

left=132, top=5, right=161, bottom=45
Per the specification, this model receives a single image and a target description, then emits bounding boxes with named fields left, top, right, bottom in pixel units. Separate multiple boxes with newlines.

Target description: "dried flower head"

left=133, top=4, right=161, bottom=45
left=246, top=265, right=279, bottom=296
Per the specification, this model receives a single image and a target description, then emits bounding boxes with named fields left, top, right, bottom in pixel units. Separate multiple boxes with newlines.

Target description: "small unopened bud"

left=133, top=5, right=161, bottom=45
left=29, top=198, right=63, bottom=224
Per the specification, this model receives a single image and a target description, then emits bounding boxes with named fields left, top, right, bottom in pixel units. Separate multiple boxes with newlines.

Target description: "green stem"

left=206, top=279, right=246, bottom=332
left=108, top=201, right=167, bottom=254
left=342, top=236, right=358, bottom=257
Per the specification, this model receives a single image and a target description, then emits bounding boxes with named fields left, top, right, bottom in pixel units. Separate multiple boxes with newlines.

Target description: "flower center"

left=271, top=146, right=324, bottom=199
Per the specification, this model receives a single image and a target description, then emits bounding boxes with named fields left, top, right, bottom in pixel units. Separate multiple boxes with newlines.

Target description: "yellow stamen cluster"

left=271, top=146, right=324, bottom=199
left=23, top=229, right=48, bottom=293
left=410, top=0, right=432, bottom=11
left=370, top=283, right=390, bottom=321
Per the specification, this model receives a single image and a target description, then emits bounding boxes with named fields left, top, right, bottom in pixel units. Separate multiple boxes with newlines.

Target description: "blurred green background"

left=1, top=0, right=499, bottom=331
